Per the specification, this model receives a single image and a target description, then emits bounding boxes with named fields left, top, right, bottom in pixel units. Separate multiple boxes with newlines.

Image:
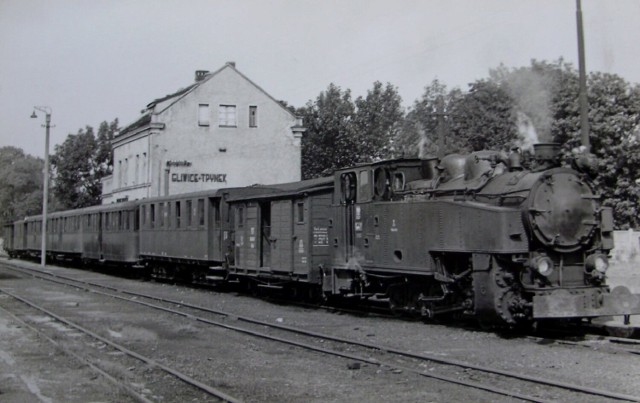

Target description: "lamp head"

left=30, top=111, right=37, bottom=119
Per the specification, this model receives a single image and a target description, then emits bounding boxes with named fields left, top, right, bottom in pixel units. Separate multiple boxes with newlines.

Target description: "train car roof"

left=226, top=176, right=334, bottom=202
left=23, top=200, right=140, bottom=222
left=333, top=157, right=429, bottom=173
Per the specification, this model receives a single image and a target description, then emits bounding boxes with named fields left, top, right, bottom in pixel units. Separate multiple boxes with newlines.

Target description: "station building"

left=101, top=62, right=305, bottom=204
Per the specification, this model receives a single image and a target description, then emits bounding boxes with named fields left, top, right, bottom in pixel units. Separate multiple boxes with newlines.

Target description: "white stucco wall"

left=154, top=67, right=301, bottom=195
left=103, top=64, right=302, bottom=204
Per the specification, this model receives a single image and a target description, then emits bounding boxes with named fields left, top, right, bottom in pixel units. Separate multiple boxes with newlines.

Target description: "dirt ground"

left=1, top=258, right=639, bottom=402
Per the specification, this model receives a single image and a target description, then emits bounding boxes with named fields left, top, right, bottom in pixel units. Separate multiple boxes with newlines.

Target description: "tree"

left=450, top=79, right=519, bottom=152
left=95, top=119, right=117, bottom=178
left=489, top=59, right=640, bottom=228
left=583, top=74, right=640, bottom=228
left=300, top=83, right=357, bottom=179
left=51, top=119, right=118, bottom=209
left=396, top=79, right=463, bottom=157
left=352, top=81, right=404, bottom=161
left=0, top=147, right=44, bottom=223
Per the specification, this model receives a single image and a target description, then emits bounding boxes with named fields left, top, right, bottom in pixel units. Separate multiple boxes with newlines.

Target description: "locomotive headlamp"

left=531, top=256, right=554, bottom=277
left=586, top=254, right=609, bottom=274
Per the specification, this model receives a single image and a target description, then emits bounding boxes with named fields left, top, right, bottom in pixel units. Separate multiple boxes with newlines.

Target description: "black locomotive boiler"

left=4, top=143, right=640, bottom=326
left=326, top=143, right=639, bottom=325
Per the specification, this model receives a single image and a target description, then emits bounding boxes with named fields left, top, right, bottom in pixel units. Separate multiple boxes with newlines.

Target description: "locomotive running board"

left=533, top=286, right=640, bottom=318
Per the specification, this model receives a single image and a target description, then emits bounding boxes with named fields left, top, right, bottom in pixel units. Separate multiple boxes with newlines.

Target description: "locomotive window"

left=358, top=170, right=371, bottom=202
left=341, top=172, right=357, bottom=203
left=297, top=202, right=304, bottom=223
left=198, top=199, right=205, bottom=226
left=392, top=172, right=405, bottom=192
left=374, top=168, right=390, bottom=200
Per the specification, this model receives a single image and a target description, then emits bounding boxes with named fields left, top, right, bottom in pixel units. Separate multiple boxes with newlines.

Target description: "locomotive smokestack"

left=533, top=143, right=561, bottom=168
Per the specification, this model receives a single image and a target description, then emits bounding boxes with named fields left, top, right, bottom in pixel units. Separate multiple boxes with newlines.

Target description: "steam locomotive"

left=4, top=143, right=640, bottom=325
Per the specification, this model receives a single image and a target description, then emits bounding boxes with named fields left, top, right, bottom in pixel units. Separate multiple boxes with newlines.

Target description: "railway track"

left=0, top=285, right=241, bottom=403
left=525, top=333, right=640, bottom=356
left=2, top=260, right=639, bottom=402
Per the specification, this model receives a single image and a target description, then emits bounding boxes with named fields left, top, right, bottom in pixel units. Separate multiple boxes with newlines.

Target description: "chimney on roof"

left=195, top=70, right=209, bottom=82
left=226, top=61, right=236, bottom=68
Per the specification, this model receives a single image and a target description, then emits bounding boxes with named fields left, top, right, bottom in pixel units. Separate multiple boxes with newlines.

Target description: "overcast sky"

left=1, top=0, right=638, bottom=158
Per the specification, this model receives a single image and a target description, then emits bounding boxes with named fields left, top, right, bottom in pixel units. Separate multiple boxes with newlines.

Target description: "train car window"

left=159, top=203, right=165, bottom=228
left=238, top=206, right=244, bottom=227
left=297, top=202, right=305, bottom=223
left=175, top=201, right=181, bottom=228
left=358, top=170, right=371, bottom=202
left=141, top=205, right=146, bottom=228
left=134, top=209, right=140, bottom=231
left=198, top=199, right=205, bottom=226
left=150, top=204, right=156, bottom=229
left=213, top=199, right=221, bottom=225
left=186, top=200, right=192, bottom=227
left=166, top=202, right=172, bottom=228
left=124, top=211, right=130, bottom=230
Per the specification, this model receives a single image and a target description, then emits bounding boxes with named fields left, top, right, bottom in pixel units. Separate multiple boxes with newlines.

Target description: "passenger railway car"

left=4, top=143, right=640, bottom=326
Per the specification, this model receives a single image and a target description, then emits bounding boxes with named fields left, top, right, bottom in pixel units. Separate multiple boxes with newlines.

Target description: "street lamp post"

left=30, top=106, right=52, bottom=267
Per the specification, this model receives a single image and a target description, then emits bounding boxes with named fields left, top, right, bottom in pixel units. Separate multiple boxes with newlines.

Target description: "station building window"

left=218, top=105, right=237, bottom=127
left=249, top=106, right=257, bottom=127
left=198, top=104, right=210, bottom=126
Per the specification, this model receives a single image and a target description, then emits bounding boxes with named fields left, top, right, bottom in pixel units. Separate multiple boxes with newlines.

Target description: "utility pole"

left=31, top=106, right=52, bottom=267
left=436, top=96, right=447, bottom=159
left=576, top=0, right=590, bottom=151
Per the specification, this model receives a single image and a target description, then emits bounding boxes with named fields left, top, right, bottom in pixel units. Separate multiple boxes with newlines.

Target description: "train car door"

left=208, top=197, right=222, bottom=261
left=98, top=212, right=104, bottom=260
left=270, top=200, right=293, bottom=272
left=235, top=204, right=259, bottom=269
left=341, top=172, right=357, bottom=262
left=260, top=202, right=271, bottom=268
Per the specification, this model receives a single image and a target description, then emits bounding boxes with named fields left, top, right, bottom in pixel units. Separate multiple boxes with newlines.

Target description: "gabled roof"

left=118, top=63, right=298, bottom=139
left=117, top=112, right=152, bottom=137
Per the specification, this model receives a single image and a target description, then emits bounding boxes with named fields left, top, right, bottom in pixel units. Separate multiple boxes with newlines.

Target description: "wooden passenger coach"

left=227, top=177, right=334, bottom=287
